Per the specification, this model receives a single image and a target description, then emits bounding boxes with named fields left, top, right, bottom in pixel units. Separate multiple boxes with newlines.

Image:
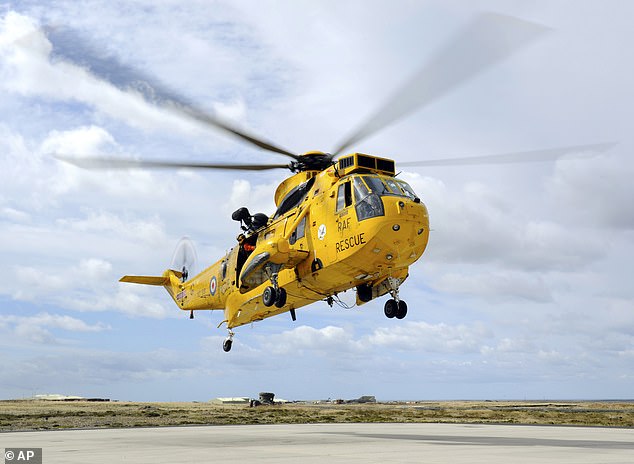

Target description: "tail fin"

left=120, top=270, right=185, bottom=304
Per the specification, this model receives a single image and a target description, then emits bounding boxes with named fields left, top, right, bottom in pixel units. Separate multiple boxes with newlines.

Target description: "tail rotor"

left=170, top=237, right=198, bottom=282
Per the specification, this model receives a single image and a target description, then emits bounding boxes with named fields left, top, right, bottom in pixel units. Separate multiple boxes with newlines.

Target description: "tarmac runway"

left=3, top=422, right=633, bottom=463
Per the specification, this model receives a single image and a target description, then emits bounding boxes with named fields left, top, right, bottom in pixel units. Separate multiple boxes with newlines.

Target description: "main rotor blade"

left=41, top=26, right=299, bottom=160
left=332, top=13, right=550, bottom=157
left=398, top=142, right=616, bottom=168
left=55, top=154, right=290, bottom=171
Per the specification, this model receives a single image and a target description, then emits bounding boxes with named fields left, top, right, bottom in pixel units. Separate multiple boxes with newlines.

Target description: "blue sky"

left=1, top=0, right=633, bottom=401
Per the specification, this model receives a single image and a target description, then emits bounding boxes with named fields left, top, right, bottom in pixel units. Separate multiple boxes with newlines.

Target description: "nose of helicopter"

left=370, top=197, right=430, bottom=268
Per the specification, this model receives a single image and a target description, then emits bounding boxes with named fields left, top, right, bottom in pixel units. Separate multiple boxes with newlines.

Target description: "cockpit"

left=355, top=175, right=418, bottom=201
left=339, top=175, right=419, bottom=221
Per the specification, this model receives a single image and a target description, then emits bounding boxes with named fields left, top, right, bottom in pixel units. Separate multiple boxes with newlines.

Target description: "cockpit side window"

left=395, top=179, right=418, bottom=200
left=353, top=176, right=369, bottom=200
left=336, top=181, right=353, bottom=211
left=384, top=178, right=402, bottom=195
left=363, top=176, right=390, bottom=195
left=354, top=176, right=384, bottom=221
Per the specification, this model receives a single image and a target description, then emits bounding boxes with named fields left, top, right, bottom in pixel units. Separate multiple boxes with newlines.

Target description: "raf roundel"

left=209, top=276, right=217, bottom=296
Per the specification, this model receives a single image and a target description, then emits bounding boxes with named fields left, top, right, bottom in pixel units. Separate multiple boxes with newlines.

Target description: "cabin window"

left=274, top=176, right=316, bottom=219
left=336, top=181, right=353, bottom=212
left=221, top=259, right=227, bottom=279
left=289, top=215, right=307, bottom=245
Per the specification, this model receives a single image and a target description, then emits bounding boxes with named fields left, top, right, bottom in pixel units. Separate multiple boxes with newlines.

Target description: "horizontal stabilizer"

left=120, top=275, right=169, bottom=286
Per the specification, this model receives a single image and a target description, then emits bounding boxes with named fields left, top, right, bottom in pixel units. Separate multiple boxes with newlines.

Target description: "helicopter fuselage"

left=153, top=153, right=429, bottom=330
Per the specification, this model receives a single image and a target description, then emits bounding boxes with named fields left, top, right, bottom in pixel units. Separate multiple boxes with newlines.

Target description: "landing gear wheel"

left=274, top=288, right=287, bottom=308
left=396, top=300, right=408, bottom=319
left=223, top=339, right=233, bottom=352
left=384, top=299, right=398, bottom=318
left=263, top=286, right=277, bottom=307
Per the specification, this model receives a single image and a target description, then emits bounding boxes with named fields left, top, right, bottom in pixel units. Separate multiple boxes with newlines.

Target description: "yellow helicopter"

left=49, top=13, right=612, bottom=351
left=121, top=151, right=429, bottom=352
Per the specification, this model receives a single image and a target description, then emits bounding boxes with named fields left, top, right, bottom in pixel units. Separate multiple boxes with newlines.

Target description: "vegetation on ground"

left=1, top=400, right=633, bottom=431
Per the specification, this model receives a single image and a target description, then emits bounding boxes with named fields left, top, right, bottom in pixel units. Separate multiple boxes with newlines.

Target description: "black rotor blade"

left=54, top=154, right=290, bottom=171
left=398, top=142, right=616, bottom=168
left=332, top=13, right=550, bottom=157
left=40, top=26, right=299, bottom=160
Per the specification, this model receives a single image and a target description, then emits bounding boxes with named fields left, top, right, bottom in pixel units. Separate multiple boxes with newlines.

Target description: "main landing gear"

left=263, top=286, right=287, bottom=308
left=383, top=277, right=408, bottom=320
left=262, top=272, right=287, bottom=308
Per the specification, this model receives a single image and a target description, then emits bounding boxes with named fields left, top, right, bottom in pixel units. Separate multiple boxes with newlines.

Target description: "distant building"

left=33, top=394, right=85, bottom=401
left=210, top=397, right=251, bottom=405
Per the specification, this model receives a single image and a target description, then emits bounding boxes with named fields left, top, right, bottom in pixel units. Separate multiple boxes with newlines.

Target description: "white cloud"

left=0, top=123, right=172, bottom=217
left=515, top=220, right=597, bottom=270
left=22, top=312, right=110, bottom=332
left=405, top=172, right=606, bottom=272
left=0, top=13, right=197, bottom=136
left=42, top=127, right=174, bottom=199
left=56, top=211, right=167, bottom=246
left=367, top=321, right=493, bottom=353
left=0, top=125, right=45, bottom=210
left=13, top=266, right=68, bottom=296
left=0, top=348, right=203, bottom=394
left=40, top=125, right=117, bottom=155
left=486, top=337, right=536, bottom=355
left=0, top=312, right=110, bottom=344
left=6, top=256, right=172, bottom=319
left=11, top=258, right=113, bottom=300
left=228, top=179, right=251, bottom=211
left=263, top=325, right=363, bottom=355
left=0, top=206, right=31, bottom=222
left=548, top=152, right=634, bottom=230
left=225, top=178, right=279, bottom=216
left=432, top=270, right=553, bottom=303
left=212, top=97, right=248, bottom=126
left=67, top=286, right=174, bottom=320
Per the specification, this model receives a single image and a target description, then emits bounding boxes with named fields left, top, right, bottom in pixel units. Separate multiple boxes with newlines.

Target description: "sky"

left=0, top=0, right=633, bottom=402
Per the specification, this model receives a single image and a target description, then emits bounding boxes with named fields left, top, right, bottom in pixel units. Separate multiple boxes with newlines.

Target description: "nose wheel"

left=383, top=277, right=408, bottom=319
left=384, top=299, right=407, bottom=319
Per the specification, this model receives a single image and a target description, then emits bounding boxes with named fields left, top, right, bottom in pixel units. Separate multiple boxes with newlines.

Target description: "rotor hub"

left=290, top=151, right=334, bottom=172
